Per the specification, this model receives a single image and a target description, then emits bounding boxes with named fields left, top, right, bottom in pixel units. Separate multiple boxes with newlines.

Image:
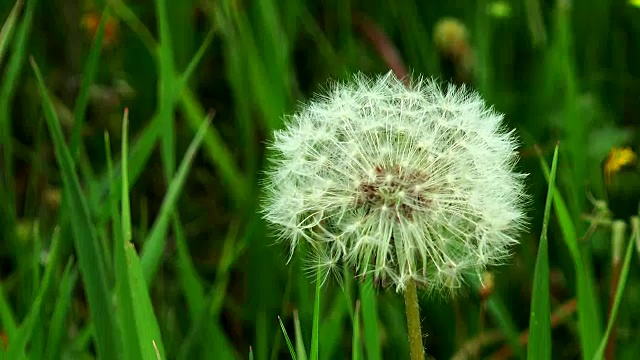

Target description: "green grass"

left=2, top=0, right=640, bottom=359
left=527, top=143, right=559, bottom=360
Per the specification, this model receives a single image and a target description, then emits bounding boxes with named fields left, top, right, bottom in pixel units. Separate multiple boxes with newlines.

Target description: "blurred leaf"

left=0, top=0, right=23, bottom=65
left=71, top=7, right=109, bottom=160
left=0, top=284, right=17, bottom=340
left=480, top=282, right=525, bottom=359
left=588, top=126, right=635, bottom=160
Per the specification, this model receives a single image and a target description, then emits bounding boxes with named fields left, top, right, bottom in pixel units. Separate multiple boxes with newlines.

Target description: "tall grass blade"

left=108, top=114, right=144, bottom=360
left=173, top=215, right=205, bottom=322
left=0, top=0, right=36, bottom=238
left=154, top=0, right=177, bottom=179
left=537, top=146, right=603, bottom=359
left=352, top=301, right=361, bottom=360
left=310, top=271, right=321, bottom=360
left=293, top=310, right=307, bottom=360
left=117, top=109, right=166, bottom=359
left=359, top=277, right=382, bottom=360
left=528, top=143, right=559, bottom=359
left=30, top=57, right=121, bottom=360
left=139, top=112, right=212, bottom=284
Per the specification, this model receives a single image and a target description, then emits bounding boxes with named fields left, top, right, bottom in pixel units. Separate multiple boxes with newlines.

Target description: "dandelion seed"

left=261, top=71, right=528, bottom=295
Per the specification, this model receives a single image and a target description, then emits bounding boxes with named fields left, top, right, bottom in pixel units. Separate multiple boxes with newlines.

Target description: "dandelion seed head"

left=261, top=71, right=528, bottom=296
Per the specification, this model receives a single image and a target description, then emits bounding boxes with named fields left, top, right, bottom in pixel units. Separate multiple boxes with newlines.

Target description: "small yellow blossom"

left=605, top=147, right=637, bottom=184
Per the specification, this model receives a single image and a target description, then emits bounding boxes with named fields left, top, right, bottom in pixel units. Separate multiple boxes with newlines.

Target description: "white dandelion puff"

left=261, top=71, right=528, bottom=295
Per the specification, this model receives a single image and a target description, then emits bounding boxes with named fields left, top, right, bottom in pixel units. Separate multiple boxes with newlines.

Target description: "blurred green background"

left=2, top=0, right=640, bottom=359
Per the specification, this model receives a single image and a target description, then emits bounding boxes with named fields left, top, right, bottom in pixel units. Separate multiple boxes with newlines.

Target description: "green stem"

left=404, top=279, right=425, bottom=360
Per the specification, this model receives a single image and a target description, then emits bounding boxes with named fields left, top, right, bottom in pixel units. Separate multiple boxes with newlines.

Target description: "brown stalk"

left=488, top=299, right=577, bottom=359
left=450, top=298, right=577, bottom=360
left=352, top=13, right=410, bottom=86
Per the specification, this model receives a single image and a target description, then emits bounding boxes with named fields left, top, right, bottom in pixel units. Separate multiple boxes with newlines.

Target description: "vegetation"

left=1, top=0, right=640, bottom=359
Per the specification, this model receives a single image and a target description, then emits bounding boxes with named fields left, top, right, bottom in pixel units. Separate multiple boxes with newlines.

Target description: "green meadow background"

left=1, top=0, right=640, bottom=359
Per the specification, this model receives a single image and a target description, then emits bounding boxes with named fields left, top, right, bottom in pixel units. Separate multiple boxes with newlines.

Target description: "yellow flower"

left=604, top=147, right=637, bottom=184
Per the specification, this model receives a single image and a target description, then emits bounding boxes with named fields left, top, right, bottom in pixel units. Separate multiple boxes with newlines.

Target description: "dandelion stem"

left=404, top=279, right=425, bottom=360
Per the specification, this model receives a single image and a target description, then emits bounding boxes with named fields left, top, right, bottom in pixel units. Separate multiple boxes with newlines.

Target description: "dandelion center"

left=355, top=164, right=431, bottom=220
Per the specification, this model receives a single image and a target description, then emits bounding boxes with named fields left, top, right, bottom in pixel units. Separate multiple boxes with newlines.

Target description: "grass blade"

left=352, top=300, right=361, bottom=360
left=123, top=240, right=167, bottom=360
left=318, top=293, right=348, bottom=360
left=474, top=280, right=525, bottom=359
left=70, top=7, right=109, bottom=159
left=121, top=109, right=132, bottom=242
left=310, top=271, right=321, bottom=360
left=5, top=227, right=63, bottom=359
left=177, top=26, right=215, bottom=90
left=527, top=143, right=559, bottom=359
left=109, top=113, right=144, bottom=360
left=359, top=277, right=382, bottom=360
left=30, top=57, right=121, bottom=360
left=154, top=0, right=177, bottom=180
left=293, top=310, right=307, bottom=360
left=139, top=111, right=212, bottom=284
left=173, top=215, right=205, bottom=322
left=177, top=216, right=239, bottom=360
left=118, top=109, right=166, bottom=359
left=537, top=146, right=603, bottom=359
left=0, top=0, right=23, bottom=65
left=43, top=260, right=78, bottom=360
left=0, top=285, right=16, bottom=340
left=278, top=316, right=297, bottom=360
left=179, top=89, right=248, bottom=203
left=593, top=217, right=638, bottom=360
left=176, top=284, right=236, bottom=360
left=0, top=0, right=36, bottom=239
left=96, top=1, right=247, bottom=209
